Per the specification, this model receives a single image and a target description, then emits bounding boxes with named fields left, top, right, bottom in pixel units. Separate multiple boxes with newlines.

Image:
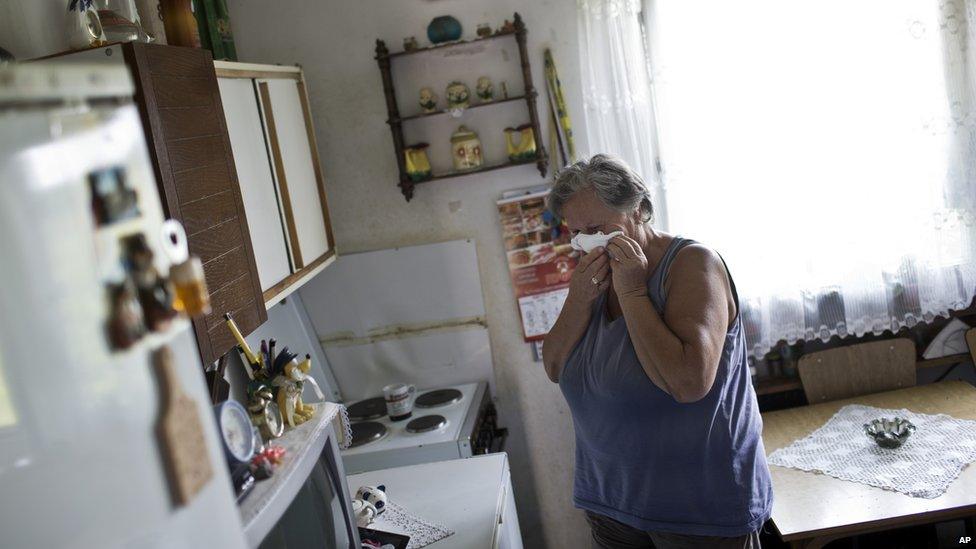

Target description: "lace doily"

left=768, top=404, right=976, bottom=498
left=368, top=501, right=454, bottom=549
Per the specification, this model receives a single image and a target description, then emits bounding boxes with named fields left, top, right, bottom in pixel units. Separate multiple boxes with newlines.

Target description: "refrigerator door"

left=0, top=72, right=246, bottom=548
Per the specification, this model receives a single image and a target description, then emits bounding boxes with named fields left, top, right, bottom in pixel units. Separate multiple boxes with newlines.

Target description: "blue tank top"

left=558, top=236, right=772, bottom=537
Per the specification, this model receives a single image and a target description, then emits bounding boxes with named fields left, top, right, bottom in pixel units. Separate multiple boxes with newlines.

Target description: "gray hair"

left=547, top=154, right=653, bottom=223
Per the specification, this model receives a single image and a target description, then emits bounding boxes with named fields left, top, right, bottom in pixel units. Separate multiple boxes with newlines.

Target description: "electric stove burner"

left=415, top=388, right=463, bottom=409
left=349, top=421, right=388, bottom=448
left=405, top=414, right=447, bottom=434
left=347, top=397, right=386, bottom=421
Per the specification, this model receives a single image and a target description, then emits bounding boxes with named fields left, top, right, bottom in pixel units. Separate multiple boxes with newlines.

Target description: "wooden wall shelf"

left=394, top=94, right=531, bottom=123
left=416, top=157, right=539, bottom=184
left=374, top=12, right=548, bottom=201
left=377, top=29, right=517, bottom=60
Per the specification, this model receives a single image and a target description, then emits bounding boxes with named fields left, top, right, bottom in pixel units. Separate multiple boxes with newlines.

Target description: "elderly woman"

left=543, top=155, right=772, bottom=549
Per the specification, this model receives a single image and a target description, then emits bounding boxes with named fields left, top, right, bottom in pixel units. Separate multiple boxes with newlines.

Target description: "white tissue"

left=570, top=231, right=623, bottom=253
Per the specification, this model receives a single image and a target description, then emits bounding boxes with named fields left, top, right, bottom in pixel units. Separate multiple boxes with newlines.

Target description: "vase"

left=404, top=144, right=432, bottom=182
left=427, top=16, right=462, bottom=44
left=505, top=124, right=537, bottom=161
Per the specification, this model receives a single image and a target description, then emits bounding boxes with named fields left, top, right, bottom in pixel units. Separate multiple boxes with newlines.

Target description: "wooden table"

left=762, top=381, right=976, bottom=549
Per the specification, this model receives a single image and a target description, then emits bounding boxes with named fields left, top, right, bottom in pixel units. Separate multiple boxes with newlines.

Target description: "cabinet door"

left=257, top=78, right=332, bottom=269
left=122, top=43, right=267, bottom=364
left=217, top=77, right=292, bottom=293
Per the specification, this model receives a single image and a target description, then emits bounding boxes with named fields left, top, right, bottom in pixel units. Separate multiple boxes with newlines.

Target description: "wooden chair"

left=797, top=339, right=917, bottom=403
left=967, top=327, right=976, bottom=365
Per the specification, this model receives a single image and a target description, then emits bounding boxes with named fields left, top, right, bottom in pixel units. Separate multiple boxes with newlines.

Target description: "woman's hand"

left=567, top=248, right=610, bottom=306
left=606, top=234, right=649, bottom=298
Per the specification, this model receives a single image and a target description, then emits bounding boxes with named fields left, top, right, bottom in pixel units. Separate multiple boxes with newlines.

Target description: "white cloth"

left=570, top=230, right=623, bottom=253
left=642, top=1, right=976, bottom=358
left=768, top=404, right=976, bottom=498
left=368, top=501, right=454, bottom=549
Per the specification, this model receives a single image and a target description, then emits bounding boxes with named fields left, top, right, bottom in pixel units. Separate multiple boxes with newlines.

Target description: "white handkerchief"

left=570, top=231, right=623, bottom=253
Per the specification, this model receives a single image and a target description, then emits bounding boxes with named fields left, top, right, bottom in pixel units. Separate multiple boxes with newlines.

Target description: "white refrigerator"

left=0, top=64, right=247, bottom=548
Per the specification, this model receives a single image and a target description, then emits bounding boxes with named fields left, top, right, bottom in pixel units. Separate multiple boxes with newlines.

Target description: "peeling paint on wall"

left=320, top=316, right=487, bottom=347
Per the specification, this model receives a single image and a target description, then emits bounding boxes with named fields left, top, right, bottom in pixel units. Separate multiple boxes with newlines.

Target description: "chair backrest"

left=797, top=339, right=917, bottom=403
left=967, top=327, right=976, bottom=365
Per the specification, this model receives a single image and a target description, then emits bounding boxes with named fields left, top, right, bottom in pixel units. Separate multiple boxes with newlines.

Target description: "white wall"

left=0, top=1, right=592, bottom=545
left=223, top=1, right=588, bottom=547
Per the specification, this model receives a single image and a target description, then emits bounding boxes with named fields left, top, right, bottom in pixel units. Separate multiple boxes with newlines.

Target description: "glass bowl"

left=863, top=417, right=916, bottom=449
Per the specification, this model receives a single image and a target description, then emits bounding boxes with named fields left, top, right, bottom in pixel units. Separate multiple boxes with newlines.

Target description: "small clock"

left=214, top=400, right=256, bottom=466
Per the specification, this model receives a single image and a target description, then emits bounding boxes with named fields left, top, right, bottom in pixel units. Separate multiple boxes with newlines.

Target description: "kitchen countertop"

left=347, top=453, right=511, bottom=548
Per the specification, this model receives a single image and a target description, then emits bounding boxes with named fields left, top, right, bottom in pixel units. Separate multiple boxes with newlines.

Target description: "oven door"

left=259, top=430, right=360, bottom=549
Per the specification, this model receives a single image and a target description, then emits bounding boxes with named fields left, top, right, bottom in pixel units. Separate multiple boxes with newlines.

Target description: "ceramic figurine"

left=446, top=81, right=470, bottom=109
left=404, top=143, right=432, bottom=182
left=66, top=0, right=108, bottom=51
left=271, top=354, right=320, bottom=427
left=355, top=485, right=389, bottom=516
left=427, top=15, right=462, bottom=44
left=419, top=87, right=438, bottom=113
left=451, top=125, right=483, bottom=171
left=403, top=36, right=418, bottom=51
left=505, top=124, right=537, bottom=161
left=477, top=23, right=491, bottom=38
left=497, top=19, right=516, bottom=34
left=476, top=76, right=494, bottom=102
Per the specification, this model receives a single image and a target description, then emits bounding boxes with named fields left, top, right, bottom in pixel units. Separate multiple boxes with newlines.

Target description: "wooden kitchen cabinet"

left=215, top=62, right=336, bottom=307
left=44, top=43, right=268, bottom=364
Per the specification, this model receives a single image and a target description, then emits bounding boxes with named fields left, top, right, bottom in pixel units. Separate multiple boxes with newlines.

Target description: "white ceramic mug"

left=382, top=383, right=416, bottom=420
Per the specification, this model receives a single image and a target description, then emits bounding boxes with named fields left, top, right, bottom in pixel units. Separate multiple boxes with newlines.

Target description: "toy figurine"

left=419, top=87, right=438, bottom=113
left=403, top=36, right=418, bottom=51
left=271, top=354, right=321, bottom=427
left=445, top=81, right=470, bottom=109
left=476, top=76, right=493, bottom=102
left=477, top=23, right=492, bottom=38
left=497, top=19, right=516, bottom=34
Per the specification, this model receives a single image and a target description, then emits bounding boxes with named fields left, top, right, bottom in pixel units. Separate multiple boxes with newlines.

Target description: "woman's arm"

left=542, top=248, right=610, bottom=382
left=606, top=237, right=732, bottom=402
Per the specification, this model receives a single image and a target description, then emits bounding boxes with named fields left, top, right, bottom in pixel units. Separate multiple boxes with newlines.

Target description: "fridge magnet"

left=476, top=76, right=494, bottom=102
left=450, top=125, right=482, bottom=171
left=123, top=233, right=177, bottom=332
left=89, top=166, right=139, bottom=226
left=154, top=345, right=214, bottom=506
left=427, top=15, right=462, bottom=44
left=403, top=36, right=418, bottom=51
left=445, top=81, right=470, bottom=109
left=161, top=221, right=211, bottom=318
left=107, top=278, right=146, bottom=350
left=504, top=124, right=537, bottom=161
left=66, top=0, right=108, bottom=51
left=404, top=143, right=432, bottom=182
left=418, top=87, right=438, bottom=113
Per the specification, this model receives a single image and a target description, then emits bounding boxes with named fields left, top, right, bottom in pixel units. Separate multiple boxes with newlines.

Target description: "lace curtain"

left=581, top=0, right=976, bottom=358
left=577, top=0, right=668, bottom=228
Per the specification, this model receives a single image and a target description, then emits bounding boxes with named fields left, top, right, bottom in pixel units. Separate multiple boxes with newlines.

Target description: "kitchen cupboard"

left=215, top=61, right=336, bottom=308
left=41, top=43, right=268, bottom=364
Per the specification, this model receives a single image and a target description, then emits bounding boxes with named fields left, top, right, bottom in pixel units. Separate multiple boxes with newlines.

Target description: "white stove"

left=341, top=382, right=503, bottom=474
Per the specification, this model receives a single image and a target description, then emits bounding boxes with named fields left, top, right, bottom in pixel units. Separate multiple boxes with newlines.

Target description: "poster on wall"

left=497, top=186, right=577, bottom=341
